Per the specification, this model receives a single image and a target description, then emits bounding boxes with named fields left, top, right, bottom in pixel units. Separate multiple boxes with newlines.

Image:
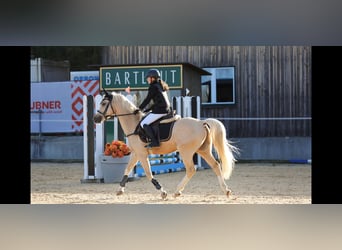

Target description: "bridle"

left=95, top=90, right=140, bottom=137
left=96, top=93, right=137, bottom=121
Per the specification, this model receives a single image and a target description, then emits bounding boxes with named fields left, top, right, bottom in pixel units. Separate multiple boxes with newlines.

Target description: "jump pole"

left=81, top=95, right=103, bottom=183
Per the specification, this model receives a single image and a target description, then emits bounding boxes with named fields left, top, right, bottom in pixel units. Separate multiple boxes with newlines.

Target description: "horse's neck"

left=115, top=106, right=140, bottom=135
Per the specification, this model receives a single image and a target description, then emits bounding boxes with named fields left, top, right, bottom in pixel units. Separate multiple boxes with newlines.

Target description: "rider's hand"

left=133, top=109, right=140, bottom=115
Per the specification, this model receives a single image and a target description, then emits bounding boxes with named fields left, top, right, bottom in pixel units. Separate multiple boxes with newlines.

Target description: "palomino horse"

left=93, top=91, right=239, bottom=200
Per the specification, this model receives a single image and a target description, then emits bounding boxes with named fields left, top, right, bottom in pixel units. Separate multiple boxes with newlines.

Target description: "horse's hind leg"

left=197, top=149, right=232, bottom=197
left=174, top=150, right=196, bottom=197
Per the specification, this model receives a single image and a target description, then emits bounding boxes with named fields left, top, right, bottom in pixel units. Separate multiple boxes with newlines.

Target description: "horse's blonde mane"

left=111, top=92, right=137, bottom=113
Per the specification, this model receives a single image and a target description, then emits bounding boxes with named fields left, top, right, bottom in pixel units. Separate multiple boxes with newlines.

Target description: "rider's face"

left=146, top=76, right=152, bottom=84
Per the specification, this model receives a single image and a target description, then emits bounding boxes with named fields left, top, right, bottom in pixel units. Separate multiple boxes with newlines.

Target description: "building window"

left=201, top=66, right=236, bottom=104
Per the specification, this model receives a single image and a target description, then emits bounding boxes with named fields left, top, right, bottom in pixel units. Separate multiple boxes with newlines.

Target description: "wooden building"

left=101, top=46, right=311, bottom=139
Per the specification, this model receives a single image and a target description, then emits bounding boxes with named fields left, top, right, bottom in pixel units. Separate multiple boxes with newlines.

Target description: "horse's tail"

left=203, top=118, right=239, bottom=180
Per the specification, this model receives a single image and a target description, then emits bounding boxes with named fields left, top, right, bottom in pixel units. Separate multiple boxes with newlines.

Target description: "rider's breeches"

left=140, top=113, right=167, bottom=128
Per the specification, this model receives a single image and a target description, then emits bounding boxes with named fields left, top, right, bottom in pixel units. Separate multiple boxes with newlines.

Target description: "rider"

left=136, top=69, right=171, bottom=148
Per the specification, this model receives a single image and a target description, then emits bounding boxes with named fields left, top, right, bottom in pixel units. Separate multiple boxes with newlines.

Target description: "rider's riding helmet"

left=146, top=69, right=161, bottom=79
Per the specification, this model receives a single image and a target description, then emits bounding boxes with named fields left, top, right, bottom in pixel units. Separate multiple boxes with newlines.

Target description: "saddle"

left=134, top=108, right=181, bottom=144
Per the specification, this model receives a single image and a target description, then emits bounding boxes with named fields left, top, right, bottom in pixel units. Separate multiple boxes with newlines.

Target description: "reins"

left=98, top=110, right=139, bottom=137
left=97, top=91, right=140, bottom=137
left=96, top=94, right=138, bottom=119
left=106, top=112, right=137, bottom=118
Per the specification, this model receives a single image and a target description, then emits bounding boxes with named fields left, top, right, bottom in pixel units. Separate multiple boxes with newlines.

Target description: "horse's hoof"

left=226, top=189, right=232, bottom=198
left=116, top=186, right=125, bottom=196
left=161, top=191, right=168, bottom=200
left=116, top=188, right=124, bottom=195
left=173, top=192, right=181, bottom=198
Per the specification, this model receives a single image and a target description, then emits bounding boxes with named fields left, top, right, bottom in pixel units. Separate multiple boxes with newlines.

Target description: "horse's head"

left=93, top=89, right=115, bottom=123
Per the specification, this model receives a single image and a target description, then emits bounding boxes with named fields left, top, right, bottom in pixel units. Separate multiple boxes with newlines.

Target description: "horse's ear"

left=102, top=88, right=109, bottom=96
left=102, top=88, right=113, bottom=99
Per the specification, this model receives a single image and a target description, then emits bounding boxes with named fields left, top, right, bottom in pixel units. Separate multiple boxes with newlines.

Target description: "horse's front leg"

left=140, top=157, right=168, bottom=200
left=117, top=153, right=138, bottom=196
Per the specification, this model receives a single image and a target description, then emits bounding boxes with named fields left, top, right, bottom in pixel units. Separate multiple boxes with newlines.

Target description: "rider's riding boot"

left=143, top=124, right=160, bottom=148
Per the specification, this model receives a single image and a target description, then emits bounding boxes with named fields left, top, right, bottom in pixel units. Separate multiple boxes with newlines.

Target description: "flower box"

left=99, top=154, right=131, bottom=183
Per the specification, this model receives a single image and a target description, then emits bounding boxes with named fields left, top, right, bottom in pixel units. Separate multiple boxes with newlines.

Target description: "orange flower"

left=110, top=144, right=118, bottom=151
left=117, top=151, right=124, bottom=158
left=104, top=140, right=131, bottom=158
left=104, top=148, right=112, bottom=156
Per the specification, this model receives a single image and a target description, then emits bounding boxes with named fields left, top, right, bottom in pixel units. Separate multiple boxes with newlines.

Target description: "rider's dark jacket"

left=139, top=80, right=170, bottom=114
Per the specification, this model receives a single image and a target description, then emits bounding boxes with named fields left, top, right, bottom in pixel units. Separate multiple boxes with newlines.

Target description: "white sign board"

left=31, top=82, right=73, bottom=133
left=70, top=71, right=99, bottom=81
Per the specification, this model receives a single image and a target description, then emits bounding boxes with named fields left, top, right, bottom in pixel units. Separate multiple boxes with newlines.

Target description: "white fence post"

left=83, top=95, right=89, bottom=180
left=95, top=95, right=104, bottom=179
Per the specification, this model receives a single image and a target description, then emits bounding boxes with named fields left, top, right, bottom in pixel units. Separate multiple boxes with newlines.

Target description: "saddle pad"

left=158, top=121, right=176, bottom=142
left=137, top=120, right=177, bottom=143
